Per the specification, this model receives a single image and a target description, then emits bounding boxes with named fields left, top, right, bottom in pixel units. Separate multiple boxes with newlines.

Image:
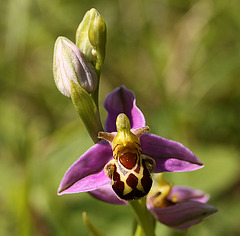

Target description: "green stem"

left=134, top=225, right=144, bottom=236
left=129, top=198, right=156, bottom=236
left=91, top=62, right=102, bottom=109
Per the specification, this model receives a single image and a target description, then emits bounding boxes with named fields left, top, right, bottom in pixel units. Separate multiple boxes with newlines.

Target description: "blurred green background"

left=0, top=0, right=240, bottom=235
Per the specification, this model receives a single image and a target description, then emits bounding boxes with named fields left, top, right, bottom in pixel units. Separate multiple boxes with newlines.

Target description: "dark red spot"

left=112, top=170, right=124, bottom=198
left=126, top=174, right=138, bottom=188
left=111, top=160, right=153, bottom=201
left=119, top=153, right=137, bottom=169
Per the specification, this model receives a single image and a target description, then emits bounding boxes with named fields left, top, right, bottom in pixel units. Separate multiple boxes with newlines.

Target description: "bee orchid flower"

left=146, top=174, right=218, bottom=231
left=58, top=86, right=203, bottom=203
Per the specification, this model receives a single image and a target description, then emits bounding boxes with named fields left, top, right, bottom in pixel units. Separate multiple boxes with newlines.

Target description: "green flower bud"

left=76, top=8, right=106, bottom=68
left=53, top=36, right=98, bottom=97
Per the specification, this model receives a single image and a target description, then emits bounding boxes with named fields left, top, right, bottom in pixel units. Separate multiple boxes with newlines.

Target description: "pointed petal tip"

left=192, top=162, right=204, bottom=170
left=206, top=205, right=218, bottom=214
left=195, top=157, right=204, bottom=166
left=57, top=187, right=64, bottom=196
left=57, top=183, right=68, bottom=195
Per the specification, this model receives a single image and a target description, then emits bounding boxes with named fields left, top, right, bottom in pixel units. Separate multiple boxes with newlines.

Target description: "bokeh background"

left=0, top=0, right=240, bottom=235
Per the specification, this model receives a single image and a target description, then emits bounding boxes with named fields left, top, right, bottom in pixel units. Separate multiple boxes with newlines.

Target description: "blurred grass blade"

left=82, top=212, right=105, bottom=236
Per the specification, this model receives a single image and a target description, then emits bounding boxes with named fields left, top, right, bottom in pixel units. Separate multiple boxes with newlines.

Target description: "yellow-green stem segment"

left=129, top=198, right=156, bottom=236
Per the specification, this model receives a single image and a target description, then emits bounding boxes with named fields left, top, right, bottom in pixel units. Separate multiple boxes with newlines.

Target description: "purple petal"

left=89, top=185, right=128, bottom=205
left=167, top=186, right=209, bottom=203
left=58, top=140, right=113, bottom=194
left=59, top=169, right=111, bottom=194
left=140, top=133, right=203, bottom=172
left=148, top=201, right=217, bottom=231
left=104, top=86, right=145, bottom=132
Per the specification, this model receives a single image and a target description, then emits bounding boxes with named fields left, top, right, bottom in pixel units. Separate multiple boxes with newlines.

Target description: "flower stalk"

left=129, top=198, right=156, bottom=236
left=134, top=225, right=144, bottom=236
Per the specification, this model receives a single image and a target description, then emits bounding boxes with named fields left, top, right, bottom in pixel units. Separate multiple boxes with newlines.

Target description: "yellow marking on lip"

left=115, top=157, right=145, bottom=196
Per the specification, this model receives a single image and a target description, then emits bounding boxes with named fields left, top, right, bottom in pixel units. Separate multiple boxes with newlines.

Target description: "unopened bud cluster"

left=53, top=8, right=106, bottom=98
left=76, top=8, right=106, bottom=67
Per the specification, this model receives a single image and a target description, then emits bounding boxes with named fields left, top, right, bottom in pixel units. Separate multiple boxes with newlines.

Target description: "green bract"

left=70, top=80, right=103, bottom=143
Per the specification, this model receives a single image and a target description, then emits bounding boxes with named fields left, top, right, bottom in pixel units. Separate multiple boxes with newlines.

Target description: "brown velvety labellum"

left=119, top=153, right=137, bottom=169
left=122, top=188, right=146, bottom=201
left=141, top=162, right=152, bottom=193
left=112, top=169, right=124, bottom=197
left=126, top=173, right=138, bottom=188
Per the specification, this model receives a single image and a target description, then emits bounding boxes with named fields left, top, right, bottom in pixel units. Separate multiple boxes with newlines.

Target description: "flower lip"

left=99, top=113, right=154, bottom=201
